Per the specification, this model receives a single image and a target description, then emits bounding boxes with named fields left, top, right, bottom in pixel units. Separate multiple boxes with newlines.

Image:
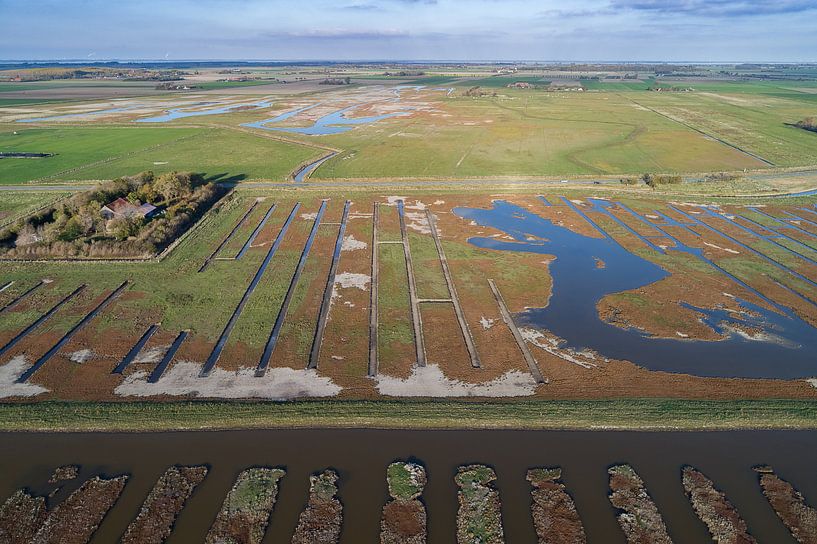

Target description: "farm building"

left=100, top=197, right=158, bottom=220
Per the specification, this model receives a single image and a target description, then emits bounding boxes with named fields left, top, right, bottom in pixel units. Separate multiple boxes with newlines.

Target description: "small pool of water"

left=453, top=200, right=817, bottom=379
left=136, top=100, right=272, bottom=123
left=17, top=105, right=140, bottom=123
left=243, top=103, right=411, bottom=136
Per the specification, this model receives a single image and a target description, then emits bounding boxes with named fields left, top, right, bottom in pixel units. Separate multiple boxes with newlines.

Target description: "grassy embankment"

left=1, top=399, right=816, bottom=431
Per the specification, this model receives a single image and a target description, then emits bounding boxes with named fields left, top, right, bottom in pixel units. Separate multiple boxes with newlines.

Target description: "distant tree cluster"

left=0, top=171, right=225, bottom=259
left=319, top=77, right=351, bottom=85
left=463, top=86, right=497, bottom=98
left=795, top=117, right=817, bottom=133
left=383, top=71, right=425, bottom=77
left=619, top=173, right=683, bottom=188
left=648, top=85, right=693, bottom=92
left=704, top=172, right=742, bottom=183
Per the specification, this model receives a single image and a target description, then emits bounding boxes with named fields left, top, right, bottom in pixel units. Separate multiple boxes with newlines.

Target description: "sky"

left=1, top=0, right=816, bottom=62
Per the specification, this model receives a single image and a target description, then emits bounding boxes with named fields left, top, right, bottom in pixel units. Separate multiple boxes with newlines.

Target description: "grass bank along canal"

left=1, top=429, right=815, bottom=543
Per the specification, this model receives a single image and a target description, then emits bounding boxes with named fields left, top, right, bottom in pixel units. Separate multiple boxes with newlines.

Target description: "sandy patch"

left=703, top=242, right=739, bottom=254
left=341, top=235, right=367, bottom=251
left=480, top=316, right=496, bottom=330
left=69, top=349, right=94, bottom=364
left=134, top=345, right=169, bottom=364
left=0, top=356, right=49, bottom=398
left=385, top=196, right=427, bottom=210
left=406, top=212, right=431, bottom=234
left=520, top=328, right=599, bottom=369
left=301, top=212, right=318, bottom=221
left=375, top=363, right=538, bottom=397
left=334, top=272, right=371, bottom=290
left=115, top=361, right=341, bottom=399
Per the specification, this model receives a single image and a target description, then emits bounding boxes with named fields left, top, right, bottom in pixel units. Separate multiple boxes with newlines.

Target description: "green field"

left=0, top=126, right=201, bottom=183
left=2, top=77, right=816, bottom=183
left=311, top=91, right=772, bottom=179
left=76, top=128, right=322, bottom=182
left=462, top=76, right=549, bottom=88
left=1, top=399, right=816, bottom=431
left=580, top=78, right=655, bottom=91
left=0, top=126, right=321, bottom=183
left=0, top=190, right=69, bottom=225
left=194, top=80, right=280, bottom=90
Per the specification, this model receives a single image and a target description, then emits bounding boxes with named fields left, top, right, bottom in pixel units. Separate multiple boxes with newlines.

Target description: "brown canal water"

left=1, top=429, right=815, bottom=543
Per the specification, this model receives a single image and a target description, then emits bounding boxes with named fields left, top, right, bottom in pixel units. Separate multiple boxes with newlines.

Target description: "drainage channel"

left=112, top=323, right=160, bottom=374
left=672, top=206, right=817, bottom=294
left=308, top=200, right=351, bottom=370
left=560, top=197, right=613, bottom=240
left=0, top=279, right=45, bottom=314
left=17, top=281, right=129, bottom=383
left=293, top=152, right=338, bottom=182
left=148, top=330, right=188, bottom=383
left=256, top=200, right=327, bottom=377
left=0, top=285, right=86, bottom=359
left=368, top=203, right=380, bottom=377
left=398, top=199, right=426, bottom=368
left=200, top=203, right=301, bottom=378
left=488, top=278, right=546, bottom=384
left=198, top=200, right=260, bottom=272
left=630, top=207, right=801, bottom=313
left=718, top=211, right=817, bottom=268
left=235, top=203, right=276, bottom=260
left=589, top=200, right=665, bottom=253
left=426, top=209, right=481, bottom=369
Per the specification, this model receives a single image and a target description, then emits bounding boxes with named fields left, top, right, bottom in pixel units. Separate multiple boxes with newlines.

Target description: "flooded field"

left=1, top=429, right=815, bottom=543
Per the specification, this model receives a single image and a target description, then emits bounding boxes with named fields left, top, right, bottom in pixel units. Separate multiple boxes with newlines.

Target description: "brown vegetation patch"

left=33, top=474, right=128, bottom=544
left=292, top=469, right=342, bottom=544
left=527, top=467, right=586, bottom=544
left=682, top=466, right=756, bottom=543
left=121, top=465, right=208, bottom=544
left=755, top=466, right=817, bottom=544
left=608, top=464, right=672, bottom=544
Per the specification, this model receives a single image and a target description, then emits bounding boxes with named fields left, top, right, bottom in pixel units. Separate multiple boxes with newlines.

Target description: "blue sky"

left=1, top=0, right=815, bottom=61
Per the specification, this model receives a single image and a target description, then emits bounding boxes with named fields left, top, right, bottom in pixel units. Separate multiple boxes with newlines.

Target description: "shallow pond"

left=453, top=200, right=817, bottom=379
left=243, top=103, right=411, bottom=135
left=1, top=429, right=813, bottom=543
left=136, top=100, right=272, bottom=123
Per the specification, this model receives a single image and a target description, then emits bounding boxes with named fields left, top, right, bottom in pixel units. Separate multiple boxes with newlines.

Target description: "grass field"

left=0, top=191, right=69, bottom=225
left=0, top=126, right=201, bottom=183
left=312, top=91, right=769, bottom=179
left=2, top=79, right=816, bottom=183
left=1, top=399, right=816, bottom=431
left=0, top=126, right=321, bottom=183
left=76, top=128, right=322, bottom=182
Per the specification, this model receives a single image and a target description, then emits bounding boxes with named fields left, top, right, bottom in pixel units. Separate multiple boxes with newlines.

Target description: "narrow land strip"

left=1, top=400, right=817, bottom=431
left=398, top=199, right=426, bottom=367
left=369, top=203, right=380, bottom=376
left=426, top=209, right=481, bottom=368
left=488, top=279, right=546, bottom=384
left=256, top=200, right=327, bottom=376
left=309, top=200, right=351, bottom=369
